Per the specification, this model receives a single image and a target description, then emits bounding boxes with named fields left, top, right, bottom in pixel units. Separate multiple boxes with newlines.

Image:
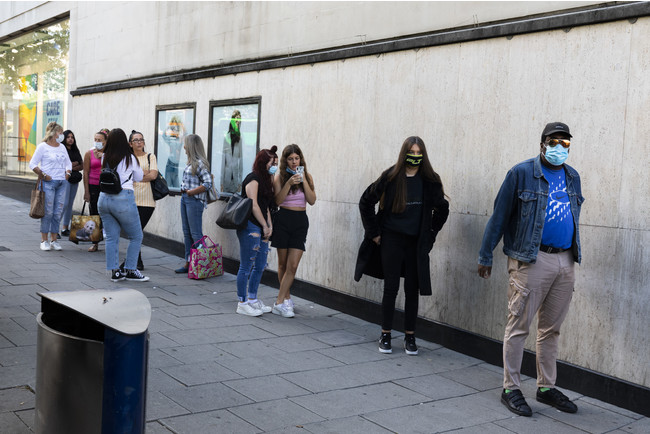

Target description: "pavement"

left=0, top=193, right=648, bottom=434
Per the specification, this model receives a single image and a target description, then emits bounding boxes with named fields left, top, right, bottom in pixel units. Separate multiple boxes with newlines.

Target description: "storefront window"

left=0, top=19, right=69, bottom=178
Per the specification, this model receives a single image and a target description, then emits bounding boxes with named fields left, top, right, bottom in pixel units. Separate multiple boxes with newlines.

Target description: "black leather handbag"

left=216, top=193, right=252, bottom=230
left=148, top=154, right=169, bottom=200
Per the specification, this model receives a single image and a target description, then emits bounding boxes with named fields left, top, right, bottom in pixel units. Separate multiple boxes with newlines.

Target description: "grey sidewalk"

left=0, top=194, right=647, bottom=434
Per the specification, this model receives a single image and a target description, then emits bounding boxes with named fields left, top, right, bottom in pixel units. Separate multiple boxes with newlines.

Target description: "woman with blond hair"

left=29, top=122, right=72, bottom=251
left=175, top=134, right=212, bottom=273
left=271, top=144, right=316, bottom=317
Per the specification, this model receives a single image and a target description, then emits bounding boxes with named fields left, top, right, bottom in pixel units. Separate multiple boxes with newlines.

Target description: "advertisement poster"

left=18, top=74, right=38, bottom=161
left=155, top=106, right=195, bottom=192
left=209, top=101, right=260, bottom=195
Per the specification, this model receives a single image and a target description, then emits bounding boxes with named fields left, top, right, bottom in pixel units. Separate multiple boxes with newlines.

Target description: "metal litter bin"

left=35, top=289, right=151, bottom=434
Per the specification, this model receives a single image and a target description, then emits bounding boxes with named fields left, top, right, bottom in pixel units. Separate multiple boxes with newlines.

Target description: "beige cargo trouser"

left=503, top=250, right=575, bottom=390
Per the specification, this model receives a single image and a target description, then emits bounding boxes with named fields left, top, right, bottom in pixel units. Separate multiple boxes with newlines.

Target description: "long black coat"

left=354, top=168, right=449, bottom=296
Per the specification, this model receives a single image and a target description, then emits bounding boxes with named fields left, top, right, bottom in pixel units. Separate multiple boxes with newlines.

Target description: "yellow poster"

left=18, top=74, right=38, bottom=162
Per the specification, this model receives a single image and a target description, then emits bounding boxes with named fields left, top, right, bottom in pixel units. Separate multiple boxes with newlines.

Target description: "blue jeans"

left=41, top=179, right=67, bottom=234
left=61, top=182, right=79, bottom=229
left=98, top=189, right=143, bottom=271
left=180, top=194, right=204, bottom=261
left=236, top=221, right=270, bottom=302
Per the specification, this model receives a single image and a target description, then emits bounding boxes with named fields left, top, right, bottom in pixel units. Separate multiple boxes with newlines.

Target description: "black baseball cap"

left=541, top=122, right=572, bottom=142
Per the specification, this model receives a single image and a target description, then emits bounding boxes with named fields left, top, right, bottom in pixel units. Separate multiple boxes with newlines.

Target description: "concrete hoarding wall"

left=66, top=16, right=650, bottom=388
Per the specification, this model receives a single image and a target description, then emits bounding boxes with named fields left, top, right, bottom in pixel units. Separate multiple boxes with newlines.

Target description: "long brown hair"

left=381, top=136, right=444, bottom=213
left=278, top=144, right=315, bottom=193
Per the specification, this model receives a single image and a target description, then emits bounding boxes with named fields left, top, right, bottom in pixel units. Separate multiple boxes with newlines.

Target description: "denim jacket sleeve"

left=478, top=169, right=518, bottom=267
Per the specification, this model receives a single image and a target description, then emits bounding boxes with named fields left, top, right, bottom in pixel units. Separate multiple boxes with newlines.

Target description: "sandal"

left=88, top=244, right=98, bottom=252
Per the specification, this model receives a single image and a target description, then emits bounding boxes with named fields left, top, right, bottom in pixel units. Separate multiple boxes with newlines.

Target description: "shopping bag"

left=69, top=202, right=103, bottom=244
left=29, top=179, right=45, bottom=219
left=188, top=235, right=223, bottom=280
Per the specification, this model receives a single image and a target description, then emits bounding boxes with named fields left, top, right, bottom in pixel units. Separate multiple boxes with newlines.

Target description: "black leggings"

left=380, top=229, right=419, bottom=332
left=137, top=206, right=155, bottom=230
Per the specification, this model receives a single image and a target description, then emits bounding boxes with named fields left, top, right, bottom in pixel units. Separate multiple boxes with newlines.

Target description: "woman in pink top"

left=271, top=144, right=317, bottom=317
left=83, top=128, right=109, bottom=252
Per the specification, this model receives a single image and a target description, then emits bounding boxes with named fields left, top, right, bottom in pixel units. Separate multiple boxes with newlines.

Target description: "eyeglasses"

left=131, top=138, right=145, bottom=143
left=547, top=138, right=570, bottom=148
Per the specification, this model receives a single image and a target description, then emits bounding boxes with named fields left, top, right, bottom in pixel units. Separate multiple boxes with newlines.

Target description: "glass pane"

left=0, top=19, right=69, bottom=178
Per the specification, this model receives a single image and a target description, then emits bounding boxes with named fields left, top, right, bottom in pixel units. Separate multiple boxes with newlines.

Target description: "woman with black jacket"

left=355, top=136, right=449, bottom=355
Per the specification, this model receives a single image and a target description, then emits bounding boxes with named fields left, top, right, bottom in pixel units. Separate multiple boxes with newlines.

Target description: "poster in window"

left=154, top=104, right=195, bottom=192
left=208, top=98, right=260, bottom=196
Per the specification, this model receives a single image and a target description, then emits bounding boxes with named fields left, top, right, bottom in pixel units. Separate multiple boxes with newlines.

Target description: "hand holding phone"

left=296, top=166, right=304, bottom=183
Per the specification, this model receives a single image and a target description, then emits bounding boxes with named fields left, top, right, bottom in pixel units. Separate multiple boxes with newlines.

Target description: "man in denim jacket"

left=478, top=122, right=584, bottom=417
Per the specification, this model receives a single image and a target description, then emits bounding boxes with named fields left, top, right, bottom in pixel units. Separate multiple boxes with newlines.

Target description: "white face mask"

left=56, top=134, right=64, bottom=143
left=94, top=142, right=103, bottom=150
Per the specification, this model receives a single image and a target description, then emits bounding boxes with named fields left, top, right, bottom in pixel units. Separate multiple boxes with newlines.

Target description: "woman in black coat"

left=355, top=136, right=449, bottom=355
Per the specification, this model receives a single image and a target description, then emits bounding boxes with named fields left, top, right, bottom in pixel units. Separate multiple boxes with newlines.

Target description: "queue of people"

left=28, top=121, right=583, bottom=417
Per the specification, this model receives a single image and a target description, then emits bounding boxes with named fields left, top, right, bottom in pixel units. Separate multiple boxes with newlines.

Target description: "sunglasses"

left=547, top=138, right=570, bottom=148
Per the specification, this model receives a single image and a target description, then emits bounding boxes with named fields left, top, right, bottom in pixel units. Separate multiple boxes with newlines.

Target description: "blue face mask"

left=268, top=165, right=278, bottom=175
left=544, top=144, right=569, bottom=166
left=286, top=167, right=296, bottom=175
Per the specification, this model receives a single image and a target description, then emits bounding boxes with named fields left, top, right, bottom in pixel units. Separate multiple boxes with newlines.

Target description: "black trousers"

left=380, top=229, right=419, bottom=332
left=137, top=206, right=155, bottom=230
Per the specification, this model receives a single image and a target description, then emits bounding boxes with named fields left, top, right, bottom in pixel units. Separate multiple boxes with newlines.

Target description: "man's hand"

left=478, top=265, right=492, bottom=279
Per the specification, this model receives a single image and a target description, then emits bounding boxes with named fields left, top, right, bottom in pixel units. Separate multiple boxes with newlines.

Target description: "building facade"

left=2, top=1, right=649, bottom=413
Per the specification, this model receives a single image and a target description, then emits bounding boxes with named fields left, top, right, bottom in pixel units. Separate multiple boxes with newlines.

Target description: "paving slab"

left=0, top=193, right=647, bottom=433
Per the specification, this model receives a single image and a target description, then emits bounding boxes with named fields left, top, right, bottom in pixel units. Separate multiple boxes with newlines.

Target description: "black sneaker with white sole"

left=379, top=332, right=392, bottom=354
left=404, top=334, right=418, bottom=355
left=125, top=269, right=150, bottom=282
left=111, top=269, right=125, bottom=282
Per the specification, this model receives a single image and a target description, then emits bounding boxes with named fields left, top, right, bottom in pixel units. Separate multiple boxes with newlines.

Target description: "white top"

left=102, top=155, right=144, bottom=191
left=29, top=142, right=72, bottom=180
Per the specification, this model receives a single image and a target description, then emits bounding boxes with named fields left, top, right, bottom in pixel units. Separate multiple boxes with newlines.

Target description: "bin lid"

left=38, top=288, right=151, bottom=335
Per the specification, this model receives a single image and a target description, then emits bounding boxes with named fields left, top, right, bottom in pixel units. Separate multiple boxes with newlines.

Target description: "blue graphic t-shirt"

left=541, top=165, right=574, bottom=249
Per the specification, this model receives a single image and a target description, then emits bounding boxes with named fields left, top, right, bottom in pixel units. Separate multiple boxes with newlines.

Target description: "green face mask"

left=230, top=119, right=240, bottom=134
left=405, top=153, right=423, bottom=166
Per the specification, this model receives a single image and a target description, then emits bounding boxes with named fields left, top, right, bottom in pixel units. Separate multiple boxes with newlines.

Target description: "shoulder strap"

left=147, top=153, right=151, bottom=170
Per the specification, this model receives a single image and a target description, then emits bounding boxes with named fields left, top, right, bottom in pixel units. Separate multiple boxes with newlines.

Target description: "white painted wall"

left=2, top=2, right=648, bottom=387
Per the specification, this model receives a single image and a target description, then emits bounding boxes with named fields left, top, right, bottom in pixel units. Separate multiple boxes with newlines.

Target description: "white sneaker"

left=236, top=302, right=263, bottom=317
left=40, top=241, right=51, bottom=251
left=248, top=299, right=272, bottom=313
left=284, top=299, right=295, bottom=311
left=272, top=302, right=295, bottom=318
left=50, top=241, right=62, bottom=251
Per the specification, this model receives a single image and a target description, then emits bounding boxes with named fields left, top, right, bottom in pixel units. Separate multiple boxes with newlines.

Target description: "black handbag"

left=216, top=193, right=252, bottom=230
left=148, top=154, right=169, bottom=200
left=68, top=170, right=82, bottom=184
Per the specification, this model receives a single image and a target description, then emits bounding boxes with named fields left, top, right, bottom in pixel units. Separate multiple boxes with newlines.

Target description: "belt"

left=539, top=244, right=568, bottom=254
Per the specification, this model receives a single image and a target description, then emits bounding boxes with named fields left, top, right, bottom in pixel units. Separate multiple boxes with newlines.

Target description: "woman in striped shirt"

left=122, top=130, right=158, bottom=271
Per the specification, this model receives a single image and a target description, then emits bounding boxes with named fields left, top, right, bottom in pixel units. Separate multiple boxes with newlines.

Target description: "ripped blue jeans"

left=236, top=220, right=269, bottom=302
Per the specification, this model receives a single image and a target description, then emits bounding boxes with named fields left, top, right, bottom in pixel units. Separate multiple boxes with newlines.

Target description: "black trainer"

left=536, top=388, right=578, bottom=413
left=404, top=334, right=418, bottom=355
left=379, top=332, right=392, bottom=354
left=110, top=269, right=125, bottom=282
left=501, top=389, right=532, bottom=417
left=125, top=269, right=150, bottom=282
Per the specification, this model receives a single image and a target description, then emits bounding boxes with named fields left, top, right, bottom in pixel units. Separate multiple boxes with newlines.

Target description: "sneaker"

left=40, top=241, right=51, bottom=251
left=536, top=388, right=578, bottom=413
left=501, top=389, right=532, bottom=417
left=110, top=269, right=125, bottom=282
left=61, top=229, right=70, bottom=236
left=236, top=302, right=263, bottom=317
left=124, top=269, right=150, bottom=282
left=56, top=233, right=61, bottom=239
left=249, top=299, right=272, bottom=313
left=285, top=298, right=294, bottom=309
left=379, top=332, right=392, bottom=354
left=404, top=334, right=418, bottom=355
left=272, top=302, right=295, bottom=318
left=50, top=241, right=62, bottom=251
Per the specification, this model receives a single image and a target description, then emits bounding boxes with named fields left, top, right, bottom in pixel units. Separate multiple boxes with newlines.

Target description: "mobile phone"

left=296, top=166, right=304, bottom=181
